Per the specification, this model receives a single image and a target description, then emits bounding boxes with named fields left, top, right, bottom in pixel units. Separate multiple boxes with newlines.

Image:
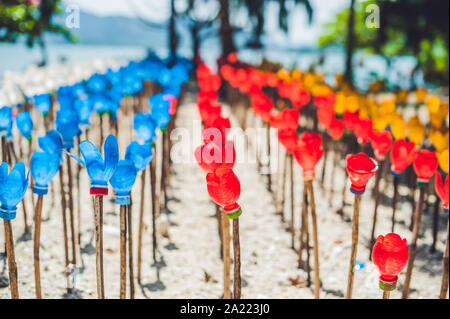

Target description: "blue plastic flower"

left=87, top=73, right=108, bottom=93
left=0, top=106, right=12, bottom=138
left=133, top=113, right=157, bottom=144
left=15, top=111, right=34, bottom=140
left=110, top=159, right=137, bottom=205
left=38, top=129, right=63, bottom=158
left=74, top=97, right=93, bottom=128
left=0, top=162, right=29, bottom=220
left=125, top=141, right=153, bottom=172
left=152, top=107, right=171, bottom=130
left=32, top=93, right=51, bottom=116
left=30, top=152, right=60, bottom=195
left=65, top=134, right=119, bottom=195
left=56, top=109, right=80, bottom=149
left=90, top=92, right=112, bottom=116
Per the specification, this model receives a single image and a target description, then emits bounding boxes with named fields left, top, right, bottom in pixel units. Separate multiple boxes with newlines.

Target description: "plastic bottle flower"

left=134, top=113, right=157, bottom=144
left=0, top=106, right=12, bottom=138
left=370, top=130, right=393, bottom=160
left=372, top=233, right=408, bottom=289
left=32, top=93, right=51, bottom=116
left=65, top=135, right=119, bottom=195
left=354, top=117, right=373, bottom=145
left=74, top=98, right=93, bottom=129
left=125, top=141, right=153, bottom=172
left=149, top=94, right=172, bottom=130
left=346, top=153, right=378, bottom=194
left=206, top=168, right=242, bottom=219
left=438, top=149, right=449, bottom=173
left=391, top=113, right=407, bottom=140
left=390, top=139, right=415, bottom=176
left=413, top=149, right=438, bottom=184
left=407, top=116, right=425, bottom=146
left=55, top=109, right=80, bottom=149
left=110, top=160, right=137, bottom=205
left=269, top=108, right=299, bottom=130
left=278, top=129, right=298, bottom=153
left=429, top=129, right=449, bottom=152
left=0, top=162, right=29, bottom=220
left=30, top=152, right=60, bottom=195
left=195, top=140, right=236, bottom=173
left=38, top=129, right=63, bottom=160
left=328, top=117, right=344, bottom=140
left=87, top=73, right=109, bottom=93
left=15, top=111, right=34, bottom=140
left=435, top=172, right=449, bottom=213
left=293, top=132, right=323, bottom=181
left=203, top=116, right=231, bottom=144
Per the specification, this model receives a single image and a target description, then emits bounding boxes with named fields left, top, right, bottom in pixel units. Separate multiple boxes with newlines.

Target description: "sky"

left=63, top=0, right=350, bottom=46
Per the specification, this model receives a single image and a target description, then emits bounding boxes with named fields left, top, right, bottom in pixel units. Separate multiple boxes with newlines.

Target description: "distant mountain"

left=50, top=11, right=170, bottom=46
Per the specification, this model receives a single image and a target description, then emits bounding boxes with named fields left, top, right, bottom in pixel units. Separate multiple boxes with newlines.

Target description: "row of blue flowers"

left=0, top=54, right=192, bottom=219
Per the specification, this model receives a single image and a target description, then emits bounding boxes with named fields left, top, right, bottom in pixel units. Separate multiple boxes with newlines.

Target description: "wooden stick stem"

left=33, top=195, right=43, bottom=298
left=94, top=195, right=105, bottom=298
left=346, top=194, right=361, bottom=299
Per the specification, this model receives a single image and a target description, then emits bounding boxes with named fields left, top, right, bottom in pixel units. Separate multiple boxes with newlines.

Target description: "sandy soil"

left=0, top=88, right=447, bottom=299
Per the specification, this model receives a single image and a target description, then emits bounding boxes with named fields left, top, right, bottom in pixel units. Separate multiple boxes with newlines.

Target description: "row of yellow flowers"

left=271, top=67, right=449, bottom=173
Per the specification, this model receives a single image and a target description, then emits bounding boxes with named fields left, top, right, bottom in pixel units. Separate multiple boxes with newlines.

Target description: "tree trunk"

left=219, top=0, right=236, bottom=58
left=344, top=0, right=356, bottom=86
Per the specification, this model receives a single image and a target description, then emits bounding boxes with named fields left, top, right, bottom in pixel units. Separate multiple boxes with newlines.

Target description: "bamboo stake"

left=383, top=290, right=390, bottom=299
left=4, top=219, right=18, bottom=299
left=58, top=167, right=71, bottom=294
left=127, top=204, right=135, bottom=299
left=307, top=180, right=320, bottom=299
left=278, top=152, right=287, bottom=222
left=266, top=121, right=271, bottom=193
left=290, top=154, right=295, bottom=250
left=76, top=135, right=82, bottom=260
left=66, top=153, right=77, bottom=267
left=298, top=185, right=308, bottom=268
left=440, top=218, right=449, bottom=299
left=329, top=144, right=338, bottom=205
left=137, top=169, right=146, bottom=282
left=232, top=218, right=241, bottom=299
left=150, top=153, right=158, bottom=263
left=119, top=205, right=126, bottom=299
left=401, top=186, right=426, bottom=299
left=221, top=211, right=231, bottom=299
left=346, top=194, right=361, bottom=299
left=431, top=198, right=440, bottom=253
left=33, top=195, right=43, bottom=298
left=94, top=195, right=105, bottom=298
left=391, top=176, right=400, bottom=232
left=216, top=205, right=224, bottom=260
left=160, top=131, right=167, bottom=211
left=369, top=161, right=384, bottom=260
left=320, top=139, right=328, bottom=190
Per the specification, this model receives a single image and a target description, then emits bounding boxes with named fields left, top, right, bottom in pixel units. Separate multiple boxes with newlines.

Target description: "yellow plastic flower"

left=429, top=129, right=449, bottom=151
left=391, top=113, right=407, bottom=140
left=438, top=149, right=449, bottom=173
left=380, top=99, right=396, bottom=114
left=346, top=95, right=360, bottom=113
left=426, top=95, right=441, bottom=114
left=430, top=112, right=444, bottom=128
left=415, top=87, right=428, bottom=104
left=334, top=92, right=346, bottom=115
left=291, top=69, right=302, bottom=81
left=407, top=116, right=425, bottom=145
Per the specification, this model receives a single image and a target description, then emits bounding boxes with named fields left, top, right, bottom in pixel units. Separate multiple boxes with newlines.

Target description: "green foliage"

left=0, top=0, right=74, bottom=48
left=319, top=0, right=449, bottom=86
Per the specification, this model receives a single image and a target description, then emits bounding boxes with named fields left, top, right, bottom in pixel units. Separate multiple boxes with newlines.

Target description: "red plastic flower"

left=269, top=108, right=299, bottom=131
left=328, top=118, right=344, bottom=140
left=370, top=130, right=393, bottom=160
left=203, top=115, right=231, bottom=144
left=413, top=149, right=438, bottom=183
left=278, top=128, right=298, bottom=153
left=317, top=106, right=334, bottom=129
left=435, top=172, right=449, bottom=212
left=195, top=140, right=236, bottom=173
left=354, top=117, right=373, bottom=145
left=372, top=233, right=409, bottom=285
left=344, top=111, right=359, bottom=131
left=346, top=153, right=378, bottom=194
left=390, top=139, right=415, bottom=176
left=198, top=100, right=221, bottom=125
left=293, top=132, right=324, bottom=180
left=251, top=91, right=273, bottom=122
left=206, top=168, right=242, bottom=218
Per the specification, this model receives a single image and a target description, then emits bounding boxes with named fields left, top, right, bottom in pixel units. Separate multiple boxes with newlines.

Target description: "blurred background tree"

left=0, top=0, right=74, bottom=66
left=320, top=0, right=449, bottom=88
